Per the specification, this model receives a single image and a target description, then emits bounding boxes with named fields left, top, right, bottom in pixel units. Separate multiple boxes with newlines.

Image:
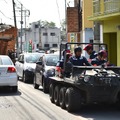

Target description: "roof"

left=0, top=24, right=13, bottom=32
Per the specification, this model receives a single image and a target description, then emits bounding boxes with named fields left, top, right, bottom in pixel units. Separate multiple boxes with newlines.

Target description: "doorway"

left=103, top=32, right=117, bottom=65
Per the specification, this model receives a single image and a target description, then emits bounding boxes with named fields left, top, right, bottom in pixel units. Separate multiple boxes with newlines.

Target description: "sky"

left=0, top=0, right=74, bottom=28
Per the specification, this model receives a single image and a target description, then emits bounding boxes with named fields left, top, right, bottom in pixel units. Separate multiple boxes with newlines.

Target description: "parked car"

left=34, top=54, right=59, bottom=93
left=0, top=55, right=18, bottom=92
left=15, top=52, right=44, bottom=83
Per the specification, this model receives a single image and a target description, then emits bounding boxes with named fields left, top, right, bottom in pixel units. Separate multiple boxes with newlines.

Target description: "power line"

left=3, top=0, right=8, bottom=4
left=56, top=0, right=62, bottom=27
left=0, top=10, right=13, bottom=20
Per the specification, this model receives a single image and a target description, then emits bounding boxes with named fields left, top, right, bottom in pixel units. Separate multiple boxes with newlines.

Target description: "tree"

left=60, top=19, right=66, bottom=41
left=39, top=20, right=56, bottom=28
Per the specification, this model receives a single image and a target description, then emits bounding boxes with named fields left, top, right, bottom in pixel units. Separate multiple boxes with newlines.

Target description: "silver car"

left=15, top=52, right=44, bottom=83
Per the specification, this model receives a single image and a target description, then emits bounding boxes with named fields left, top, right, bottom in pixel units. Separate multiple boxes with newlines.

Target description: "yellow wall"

left=82, top=0, right=93, bottom=30
left=103, top=17, right=120, bottom=66
left=117, top=32, right=120, bottom=66
left=103, top=18, right=120, bottom=33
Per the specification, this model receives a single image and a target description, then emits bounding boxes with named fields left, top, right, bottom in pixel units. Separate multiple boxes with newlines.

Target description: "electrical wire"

left=56, top=0, right=62, bottom=27
left=0, top=10, right=13, bottom=20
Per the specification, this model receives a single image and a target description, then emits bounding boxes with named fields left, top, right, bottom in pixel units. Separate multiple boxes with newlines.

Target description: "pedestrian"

left=83, top=44, right=97, bottom=62
left=8, top=50, right=12, bottom=59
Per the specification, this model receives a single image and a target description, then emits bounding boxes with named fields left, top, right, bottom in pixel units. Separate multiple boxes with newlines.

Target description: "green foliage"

left=38, top=20, right=56, bottom=27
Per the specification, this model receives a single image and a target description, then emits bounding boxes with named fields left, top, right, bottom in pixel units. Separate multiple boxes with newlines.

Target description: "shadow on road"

left=0, top=87, right=21, bottom=96
left=73, top=104, right=120, bottom=120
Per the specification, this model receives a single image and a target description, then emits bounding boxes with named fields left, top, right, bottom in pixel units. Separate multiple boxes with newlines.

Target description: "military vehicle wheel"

left=65, top=87, right=81, bottom=112
left=54, top=85, right=61, bottom=105
left=49, top=83, right=55, bottom=103
left=59, top=87, right=67, bottom=109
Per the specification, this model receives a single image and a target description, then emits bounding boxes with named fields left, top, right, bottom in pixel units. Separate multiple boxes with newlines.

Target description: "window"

left=44, top=44, right=49, bottom=47
left=1, top=57, right=13, bottom=65
left=37, top=44, right=39, bottom=48
left=43, top=33, right=48, bottom=36
left=50, top=32, right=55, bottom=36
left=35, top=24, right=39, bottom=28
left=53, top=44, right=57, bottom=47
left=89, top=39, right=93, bottom=43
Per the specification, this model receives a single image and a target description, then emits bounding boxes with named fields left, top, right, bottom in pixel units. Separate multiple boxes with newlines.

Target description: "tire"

left=23, top=72, right=27, bottom=83
left=33, top=74, right=39, bottom=89
left=54, top=85, right=61, bottom=105
left=12, top=86, right=18, bottom=92
left=43, top=77, right=49, bottom=93
left=59, top=87, right=67, bottom=109
left=65, top=87, right=81, bottom=112
left=49, top=83, right=55, bottom=103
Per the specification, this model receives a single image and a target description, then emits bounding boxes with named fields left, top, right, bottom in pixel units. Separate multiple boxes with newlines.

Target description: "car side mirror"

left=19, top=60, right=24, bottom=63
left=36, top=61, right=42, bottom=65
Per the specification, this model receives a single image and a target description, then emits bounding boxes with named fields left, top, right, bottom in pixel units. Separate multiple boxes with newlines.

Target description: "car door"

left=36, top=56, right=43, bottom=85
left=18, top=55, right=24, bottom=77
left=15, top=55, right=23, bottom=77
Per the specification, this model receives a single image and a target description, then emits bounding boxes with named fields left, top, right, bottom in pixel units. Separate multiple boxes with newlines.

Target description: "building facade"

left=18, top=22, right=61, bottom=52
left=0, top=24, right=17, bottom=55
left=66, top=0, right=94, bottom=57
left=89, top=0, right=120, bottom=66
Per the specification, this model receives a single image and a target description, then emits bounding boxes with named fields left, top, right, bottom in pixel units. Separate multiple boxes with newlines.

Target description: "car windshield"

left=46, top=55, right=59, bottom=66
left=26, top=53, right=43, bottom=63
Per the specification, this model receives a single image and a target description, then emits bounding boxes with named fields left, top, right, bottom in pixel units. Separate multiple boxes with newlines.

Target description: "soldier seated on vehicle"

left=91, top=50, right=109, bottom=66
left=69, top=46, right=91, bottom=66
left=83, top=44, right=97, bottom=63
left=56, top=52, right=72, bottom=78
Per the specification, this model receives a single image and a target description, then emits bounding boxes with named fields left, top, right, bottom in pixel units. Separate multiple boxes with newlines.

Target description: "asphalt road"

left=0, top=81, right=120, bottom=120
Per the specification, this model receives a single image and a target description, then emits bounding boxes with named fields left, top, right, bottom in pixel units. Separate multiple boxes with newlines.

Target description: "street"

left=0, top=81, right=120, bottom=120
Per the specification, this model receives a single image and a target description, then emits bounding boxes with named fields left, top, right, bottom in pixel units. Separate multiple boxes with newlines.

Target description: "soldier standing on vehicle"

left=83, top=44, right=97, bottom=62
left=69, top=47, right=91, bottom=66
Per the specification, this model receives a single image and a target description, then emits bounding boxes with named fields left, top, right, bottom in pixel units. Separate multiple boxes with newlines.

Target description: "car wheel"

left=33, top=74, right=39, bottom=89
left=49, top=83, right=55, bottom=103
left=23, top=72, right=27, bottom=83
left=59, top=87, right=67, bottom=109
left=65, top=87, right=81, bottom=112
left=43, top=77, right=49, bottom=93
left=54, top=85, right=61, bottom=106
left=11, top=86, right=18, bottom=93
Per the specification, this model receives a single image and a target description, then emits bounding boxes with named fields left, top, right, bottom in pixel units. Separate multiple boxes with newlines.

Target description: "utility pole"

left=65, top=0, right=67, bottom=42
left=20, top=3, right=23, bottom=53
left=12, top=0, right=17, bottom=27
left=24, top=10, right=27, bottom=52
left=12, top=0, right=19, bottom=56
left=24, top=10, right=30, bottom=52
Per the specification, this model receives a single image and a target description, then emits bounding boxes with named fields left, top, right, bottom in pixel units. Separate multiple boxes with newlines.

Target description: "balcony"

left=89, top=0, right=120, bottom=21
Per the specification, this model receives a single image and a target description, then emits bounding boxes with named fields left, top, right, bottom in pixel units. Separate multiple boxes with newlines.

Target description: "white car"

left=0, top=55, right=18, bottom=92
left=15, top=52, right=44, bottom=83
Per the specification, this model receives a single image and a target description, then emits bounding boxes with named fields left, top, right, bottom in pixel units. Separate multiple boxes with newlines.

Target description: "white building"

left=18, top=22, right=61, bottom=52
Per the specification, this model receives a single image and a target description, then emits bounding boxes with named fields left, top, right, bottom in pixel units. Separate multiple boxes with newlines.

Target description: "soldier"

left=91, top=50, right=108, bottom=66
left=83, top=44, right=97, bottom=62
left=69, top=47, right=91, bottom=66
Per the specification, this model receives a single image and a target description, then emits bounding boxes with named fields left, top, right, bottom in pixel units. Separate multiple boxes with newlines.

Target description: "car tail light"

left=7, top=67, right=16, bottom=73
